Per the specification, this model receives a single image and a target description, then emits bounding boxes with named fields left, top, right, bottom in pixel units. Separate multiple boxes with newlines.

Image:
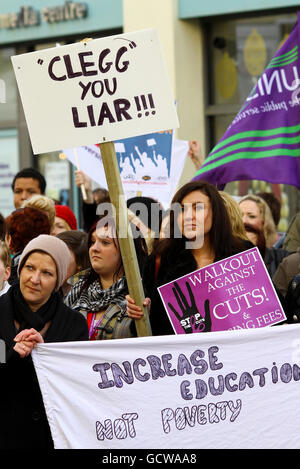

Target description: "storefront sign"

left=0, top=2, right=87, bottom=30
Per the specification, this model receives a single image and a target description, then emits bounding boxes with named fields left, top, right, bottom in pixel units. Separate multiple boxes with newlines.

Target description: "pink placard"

left=158, top=248, right=286, bottom=334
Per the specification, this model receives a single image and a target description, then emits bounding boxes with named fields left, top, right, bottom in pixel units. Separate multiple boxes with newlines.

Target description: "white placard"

left=11, top=29, right=179, bottom=154
left=32, top=324, right=300, bottom=449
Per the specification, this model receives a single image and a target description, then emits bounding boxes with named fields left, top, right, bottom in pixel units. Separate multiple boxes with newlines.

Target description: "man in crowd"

left=11, top=167, right=46, bottom=209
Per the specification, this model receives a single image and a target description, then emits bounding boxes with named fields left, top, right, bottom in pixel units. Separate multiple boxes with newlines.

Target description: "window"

left=0, top=47, right=17, bottom=125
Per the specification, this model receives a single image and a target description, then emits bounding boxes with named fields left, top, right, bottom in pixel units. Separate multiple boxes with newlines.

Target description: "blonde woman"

left=21, top=194, right=55, bottom=231
left=219, top=191, right=249, bottom=242
left=239, top=194, right=278, bottom=248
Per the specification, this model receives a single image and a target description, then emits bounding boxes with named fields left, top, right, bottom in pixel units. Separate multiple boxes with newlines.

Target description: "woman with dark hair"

left=127, top=180, right=250, bottom=336
left=56, top=230, right=90, bottom=296
left=244, top=223, right=266, bottom=257
left=244, top=222, right=289, bottom=278
left=65, top=215, right=148, bottom=340
left=0, top=235, right=89, bottom=449
left=127, top=196, right=165, bottom=253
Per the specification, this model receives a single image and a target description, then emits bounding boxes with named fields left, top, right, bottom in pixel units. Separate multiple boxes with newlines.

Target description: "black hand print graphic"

left=168, top=281, right=211, bottom=334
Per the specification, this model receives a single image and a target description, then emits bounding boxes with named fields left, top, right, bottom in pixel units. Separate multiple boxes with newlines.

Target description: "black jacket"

left=0, top=287, right=89, bottom=449
left=264, top=247, right=290, bottom=278
left=82, top=201, right=98, bottom=232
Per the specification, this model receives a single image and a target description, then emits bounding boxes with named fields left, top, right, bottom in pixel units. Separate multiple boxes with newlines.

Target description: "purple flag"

left=193, top=13, right=300, bottom=189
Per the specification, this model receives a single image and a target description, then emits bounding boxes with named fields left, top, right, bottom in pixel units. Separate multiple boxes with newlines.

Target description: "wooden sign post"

left=100, top=141, right=152, bottom=337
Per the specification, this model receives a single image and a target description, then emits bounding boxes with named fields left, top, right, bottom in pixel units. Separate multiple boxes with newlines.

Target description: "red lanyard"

left=88, top=313, right=104, bottom=340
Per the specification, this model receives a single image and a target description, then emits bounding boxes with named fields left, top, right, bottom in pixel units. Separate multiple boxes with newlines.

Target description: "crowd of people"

left=0, top=154, right=299, bottom=449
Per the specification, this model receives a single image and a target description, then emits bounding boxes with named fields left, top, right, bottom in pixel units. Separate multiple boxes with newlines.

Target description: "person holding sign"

left=126, top=181, right=250, bottom=336
left=0, top=235, right=89, bottom=449
left=65, top=215, right=147, bottom=340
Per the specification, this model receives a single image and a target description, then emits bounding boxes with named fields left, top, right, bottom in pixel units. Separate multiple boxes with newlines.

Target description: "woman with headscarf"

left=0, top=235, right=89, bottom=449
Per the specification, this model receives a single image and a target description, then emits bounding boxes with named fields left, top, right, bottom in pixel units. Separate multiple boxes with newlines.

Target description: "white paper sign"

left=11, top=29, right=179, bottom=154
left=32, top=324, right=300, bottom=449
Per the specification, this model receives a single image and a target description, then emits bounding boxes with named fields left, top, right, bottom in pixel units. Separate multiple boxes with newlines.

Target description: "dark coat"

left=82, top=201, right=98, bottom=233
left=264, top=247, right=290, bottom=279
left=8, top=251, right=22, bottom=286
left=0, top=288, right=89, bottom=449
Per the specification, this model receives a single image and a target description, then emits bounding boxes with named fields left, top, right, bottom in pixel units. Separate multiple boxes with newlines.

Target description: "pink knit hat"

left=55, top=205, right=77, bottom=230
left=17, top=234, right=72, bottom=291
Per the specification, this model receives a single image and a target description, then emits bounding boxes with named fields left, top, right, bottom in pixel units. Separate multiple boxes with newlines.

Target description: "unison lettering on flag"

left=194, top=13, right=300, bottom=189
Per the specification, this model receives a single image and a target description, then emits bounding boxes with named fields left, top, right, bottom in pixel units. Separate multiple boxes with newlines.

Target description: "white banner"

left=32, top=324, right=300, bottom=449
left=11, top=29, right=179, bottom=154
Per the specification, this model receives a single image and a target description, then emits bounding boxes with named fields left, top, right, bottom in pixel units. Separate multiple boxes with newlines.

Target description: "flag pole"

left=99, top=141, right=152, bottom=338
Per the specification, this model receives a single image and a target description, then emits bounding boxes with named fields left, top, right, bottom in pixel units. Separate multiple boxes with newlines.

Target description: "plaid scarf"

left=65, top=273, right=128, bottom=314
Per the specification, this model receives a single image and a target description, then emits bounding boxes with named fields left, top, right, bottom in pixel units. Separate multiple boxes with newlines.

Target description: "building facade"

left=0, top=0, right=299, bottom=227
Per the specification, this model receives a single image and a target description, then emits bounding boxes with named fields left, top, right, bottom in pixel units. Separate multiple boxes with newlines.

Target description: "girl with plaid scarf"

left=65, top=215, right=147, bottom=340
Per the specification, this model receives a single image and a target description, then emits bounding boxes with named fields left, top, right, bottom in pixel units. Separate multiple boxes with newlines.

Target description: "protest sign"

left=63, top=143, right=106, bottom=186
left=11, top=29, right=179, bottom=155
left=63, top=133, right=187, bottom=207
left=158, top=247, right=286, bottom=334
left=32, top=323, right=300, bottom=449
